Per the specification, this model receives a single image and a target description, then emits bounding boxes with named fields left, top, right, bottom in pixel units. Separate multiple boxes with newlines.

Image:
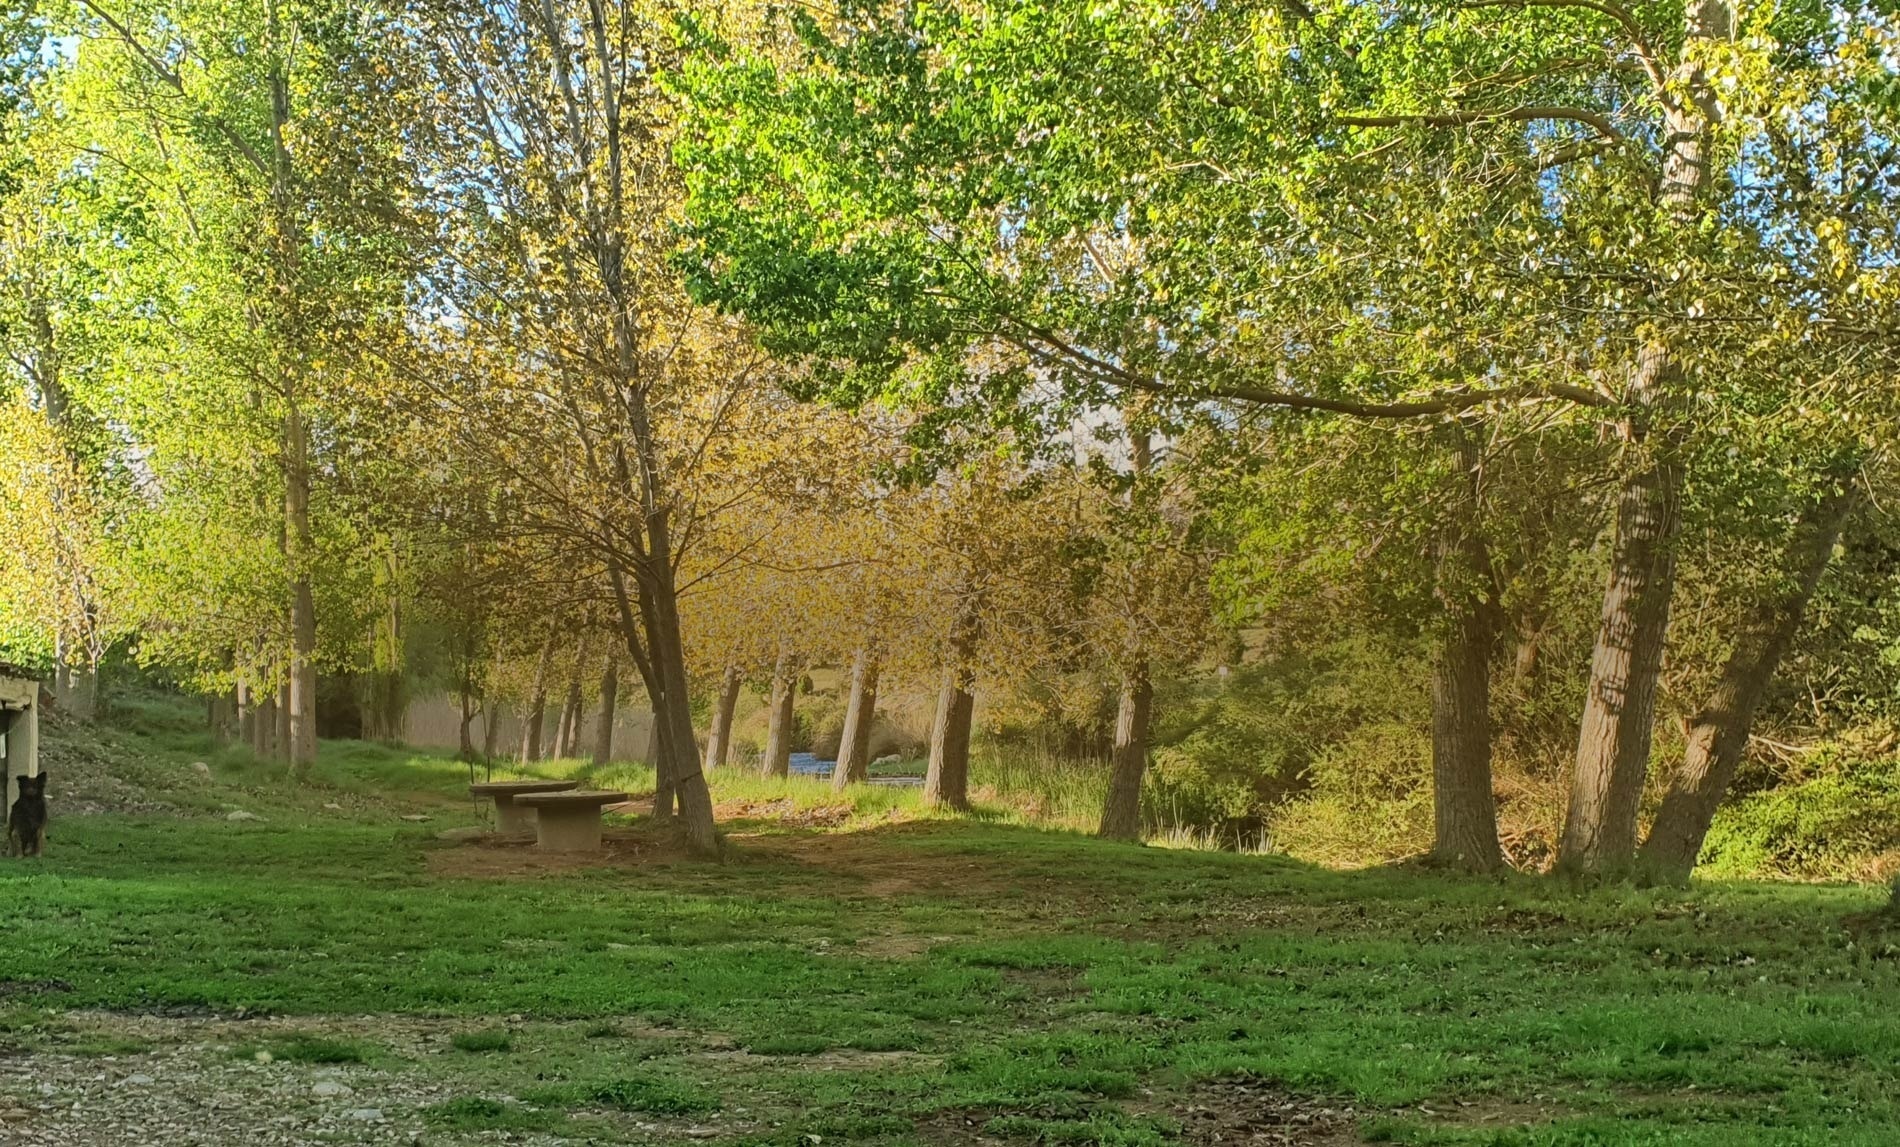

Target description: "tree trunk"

left=592, top=658, right=619, bottom=765
left=705, top=666, right=742, bottom=773
left=1098, top=666, right=1153, bottom=840
left=254, top=691, right=276, bottom=759
left=831, top=648, right=879, bottom=790
left=519, top=629, right=555, bottom=763
left=457, top=685, right=477, bottom=761
left=236, top=673, right=256, bottom=747
left=923, top=667, right=976, bottom=810
left=483, top=702, right=504, bottom=760
left=641, top=558, right=717, bottom=852
left=1557, top=3, right=1726, bottom=877
left=556, top=672, right=584, bottom=758
left=1638, top=486, right=1856, bottom=883
left=762, top=651, right=796, bottom=778
left=1558, top=356, right=1686, bottom=876
left=1429, top=429, right=1503, bottom=871
left=924, top=598, right=981, bottom=809
left=276, top=666, right=293, bottom=764
left=285, top=400, right=319, bottom=774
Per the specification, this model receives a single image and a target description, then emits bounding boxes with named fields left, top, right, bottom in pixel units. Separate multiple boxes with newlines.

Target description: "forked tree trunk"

left=705, top=666, right=741, bottom=772
left=519, top=631, right=555, bottom=763
left=641, top=556, right=717, bottom=852
left=832, top=649, right=879, bottom=790
left=1429, top=430, right=1503, bottom=871
left=923, top=666, right=976, bottom=810
left=762, top=651, right=796, bottom=778
left=1638, top=487, right=1856, bottom=883
left=1098, top=666, right=1153, bottom=840
left=1558, top=3, right=1726, bottom=876
left=592, top=658, right=618, bottom=765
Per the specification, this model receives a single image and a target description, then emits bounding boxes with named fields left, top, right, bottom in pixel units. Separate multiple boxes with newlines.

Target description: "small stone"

left=116, top=1074, right=155, bottom=1087
left=254, top=1050, right=273, bottom=1063
left=398, top=814, right=430, bottom=823
left=226, top=810, right=263, bottom=822
left=311, top=1081, right=352, bottom=1098
left=323, top=802, right=343, bottom=811
left=191, top=762, right=212, bottom=779
left=345, top=1108, right=384, bottom=1122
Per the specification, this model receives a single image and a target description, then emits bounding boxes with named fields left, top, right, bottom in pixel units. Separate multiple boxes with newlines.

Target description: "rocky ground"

left=0, top=1013, right=752, bottom=1147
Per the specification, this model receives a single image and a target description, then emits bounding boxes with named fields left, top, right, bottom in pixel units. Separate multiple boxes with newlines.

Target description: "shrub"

left=1700, top=748, right=1900, bottom=881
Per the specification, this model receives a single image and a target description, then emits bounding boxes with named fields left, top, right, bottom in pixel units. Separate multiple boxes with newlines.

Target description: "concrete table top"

left=468, top=779, right=579, bottom=833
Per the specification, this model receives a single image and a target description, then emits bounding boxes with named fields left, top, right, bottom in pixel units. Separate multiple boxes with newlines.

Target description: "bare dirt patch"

left=423, top=824, right=692, bottom=878
left=1155, top=1078, right=1366, bottom=1145
left=715, top=797, right=856, bottom=828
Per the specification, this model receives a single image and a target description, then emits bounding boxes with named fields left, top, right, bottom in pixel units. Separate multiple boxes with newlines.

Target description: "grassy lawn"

left=1, top=706, right=1896, bottom=1144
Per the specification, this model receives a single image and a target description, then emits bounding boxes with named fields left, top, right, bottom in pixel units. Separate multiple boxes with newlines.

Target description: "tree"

left=680, top=0, right=1900, bottom=874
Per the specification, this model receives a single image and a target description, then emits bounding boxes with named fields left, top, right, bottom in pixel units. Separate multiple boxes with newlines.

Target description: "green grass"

left=449, top=1027, right=514, bottom=1053
left=5, top=705, right=1900, bottom=1144
left=239, top=1033, right=378, bottom=1064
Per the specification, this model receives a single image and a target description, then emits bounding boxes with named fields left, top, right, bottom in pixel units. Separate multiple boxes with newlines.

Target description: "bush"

left=1700, top=748, right=1900, bottom=881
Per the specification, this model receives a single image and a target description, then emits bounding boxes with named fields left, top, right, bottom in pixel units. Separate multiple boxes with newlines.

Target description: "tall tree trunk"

left=457, top=684, right=477, bottom=762
left=642, top=556, right=716, bottom=851
left=276, top=666, right=293, bottom=764
left=645, top=708, right=674, bottom=814
left=1097, top=666, right=1153, bottom=840
left=924, top=599, right=981, bottom=810
left=519, top=628, right=555, bottom=763
left=1639, top=486, right=1856, bottom=883
left=705, top=665, right=741, bottom=773
left=831, top=648, right=879, bottom=790
left=53, top=635, right=72, bottom=711
left=284, top=406, right=319, bottom=774
left=923, top=667, right=976, bottom=810
left=556, top=674, right=583, bottom=758
left=593, top=657, right=619, bottom=765
left=1557, top=3, right=1726, bottom=876
left=483, top=702, right=504, bottom=760
left=1429, top=428, right=1503, bottom=871
left=236, top=672, right=256, bottom=748
left=254, top=691, right=276, bottom=759
left=762, top=651, right=796, bottom=778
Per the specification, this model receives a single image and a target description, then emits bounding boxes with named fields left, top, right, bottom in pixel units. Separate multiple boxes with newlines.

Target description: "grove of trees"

left=3, top=0, right=1898, bottom=881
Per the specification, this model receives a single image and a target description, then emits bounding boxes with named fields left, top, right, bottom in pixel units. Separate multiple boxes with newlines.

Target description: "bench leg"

left=535, top=807, right=603, bottom=851
left=493, top=797, right=534, bottom=835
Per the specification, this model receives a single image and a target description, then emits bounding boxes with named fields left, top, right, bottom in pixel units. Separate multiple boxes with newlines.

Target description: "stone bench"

left=468, top=779, right=579, bottom=833
left=513, top=789, right=631, bottom=852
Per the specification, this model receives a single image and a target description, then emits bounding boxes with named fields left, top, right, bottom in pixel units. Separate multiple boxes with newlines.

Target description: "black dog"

left=7, top=773, right=47, bottom=857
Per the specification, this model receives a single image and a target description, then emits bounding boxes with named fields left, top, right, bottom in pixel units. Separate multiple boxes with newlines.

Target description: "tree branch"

left=75, top=0, right=272, bottom=176
left=1458, top=0, right=1666, bottom=91
left=1339, top=105, right=1623, bottom=142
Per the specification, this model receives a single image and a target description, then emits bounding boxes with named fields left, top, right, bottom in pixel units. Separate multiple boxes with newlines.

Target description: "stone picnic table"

left=513, top=789, right=631, bottom=852
left=468, top=779, right=579, bottom=833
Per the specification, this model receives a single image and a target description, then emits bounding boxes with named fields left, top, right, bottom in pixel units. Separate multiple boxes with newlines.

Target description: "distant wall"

left=401, top=693, right=655, bottom=761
